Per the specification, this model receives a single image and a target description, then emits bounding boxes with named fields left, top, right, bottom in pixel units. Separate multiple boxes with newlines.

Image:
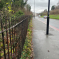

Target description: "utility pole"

left=46, top=0, right=50, bottom=35
left=34, top=0, right=35, bottom=17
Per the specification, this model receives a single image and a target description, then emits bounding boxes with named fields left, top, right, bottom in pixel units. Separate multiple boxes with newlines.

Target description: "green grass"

left=41, top=15, right=59, bottom=20
left=41, top=16, right=44, bottom=17
left=49, top=15, right=59, bottom=19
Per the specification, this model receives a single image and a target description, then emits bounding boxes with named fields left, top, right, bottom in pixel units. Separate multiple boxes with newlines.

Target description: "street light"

left=34, top=0, right=35, bottom=17
left=46, top=0, right=50, bottom=35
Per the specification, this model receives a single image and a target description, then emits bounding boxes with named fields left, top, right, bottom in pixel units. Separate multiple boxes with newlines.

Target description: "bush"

left=0, top=1, right=4, bottom=9
left=15, top=10, right=24, bottom=17
left=50, top=9, right=59, bottom=14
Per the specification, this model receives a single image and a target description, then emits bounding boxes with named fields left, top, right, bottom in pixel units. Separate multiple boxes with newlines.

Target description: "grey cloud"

left=27, top=0, right=58, bottom=13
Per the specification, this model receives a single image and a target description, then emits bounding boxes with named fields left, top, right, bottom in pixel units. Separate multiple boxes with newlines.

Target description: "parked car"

left=44, top=16, right=47, bottom=19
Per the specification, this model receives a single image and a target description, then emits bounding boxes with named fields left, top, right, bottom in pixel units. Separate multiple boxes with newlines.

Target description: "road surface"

left=37, top=16, right=59, bottom=31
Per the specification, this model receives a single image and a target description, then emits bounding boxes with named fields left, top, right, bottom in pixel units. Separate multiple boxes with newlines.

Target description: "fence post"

left=0, top=14, right=6, bottom=59
left=0, top=15, right=30, bottom=59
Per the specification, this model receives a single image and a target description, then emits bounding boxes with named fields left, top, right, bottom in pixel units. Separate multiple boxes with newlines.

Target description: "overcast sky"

left=27, top=0, right=59, bottom=13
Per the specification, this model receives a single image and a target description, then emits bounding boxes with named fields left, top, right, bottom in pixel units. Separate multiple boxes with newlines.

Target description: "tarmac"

left=32, top=17, right=59, bottom=59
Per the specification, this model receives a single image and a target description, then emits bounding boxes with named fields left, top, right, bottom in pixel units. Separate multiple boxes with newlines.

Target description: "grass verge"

left=41, top=15, right=59, bottom=20
left=49, top=15, right=59, bottom=19
left=20, top=20, right=33, bottom=59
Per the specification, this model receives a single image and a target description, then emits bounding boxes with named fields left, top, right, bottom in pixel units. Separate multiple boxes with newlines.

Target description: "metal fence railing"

left=0, top=14, right=31, bottom=59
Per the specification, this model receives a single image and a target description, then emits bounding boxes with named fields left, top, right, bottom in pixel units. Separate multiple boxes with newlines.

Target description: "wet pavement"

left=32, top=17, right=59, bottom=59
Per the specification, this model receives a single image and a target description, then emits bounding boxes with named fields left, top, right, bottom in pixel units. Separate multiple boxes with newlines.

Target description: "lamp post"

left=46, top=0, right=50, bottom=35
left=34, top=0, right=35, bottom=17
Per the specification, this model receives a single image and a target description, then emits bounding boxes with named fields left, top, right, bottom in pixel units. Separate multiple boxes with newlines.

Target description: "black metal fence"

left=0, top=14, right=31, bottom=59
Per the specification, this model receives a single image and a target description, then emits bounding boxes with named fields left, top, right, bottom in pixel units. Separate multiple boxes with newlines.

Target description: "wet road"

left=32, top=17, right=59, bottom=59
left=37, top=16, right=59, bottom=30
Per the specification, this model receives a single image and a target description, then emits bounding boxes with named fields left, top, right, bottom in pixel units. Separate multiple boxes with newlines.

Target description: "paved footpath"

left=32, top=17, right=59, bottom=59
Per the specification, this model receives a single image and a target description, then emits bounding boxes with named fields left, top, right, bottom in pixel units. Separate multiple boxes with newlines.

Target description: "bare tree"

left=55, top=1, right=59, bottom=9
left=44, top=9, right=47, bottom=12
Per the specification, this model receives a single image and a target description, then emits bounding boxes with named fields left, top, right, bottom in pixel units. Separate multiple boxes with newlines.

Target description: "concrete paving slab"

left=32, top=17, right=59, bottom=59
